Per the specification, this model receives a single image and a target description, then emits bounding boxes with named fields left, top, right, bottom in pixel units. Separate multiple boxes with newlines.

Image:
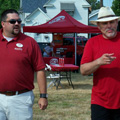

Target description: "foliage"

left=111, top=0, right=120, bottom=16
left=87, top=0, right=101, bottom=10
left=0, top=0, right=20, bottom=11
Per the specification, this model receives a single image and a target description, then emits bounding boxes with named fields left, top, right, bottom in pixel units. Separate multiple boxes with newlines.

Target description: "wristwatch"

left=40, top=93, right=48, bottom=99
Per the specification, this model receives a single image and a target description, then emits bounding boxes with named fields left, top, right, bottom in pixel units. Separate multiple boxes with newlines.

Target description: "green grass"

left=33, top=72, right=93, bottom=120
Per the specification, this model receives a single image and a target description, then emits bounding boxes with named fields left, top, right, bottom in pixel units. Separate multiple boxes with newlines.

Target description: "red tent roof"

left=23, top=10, right=100, bottom=33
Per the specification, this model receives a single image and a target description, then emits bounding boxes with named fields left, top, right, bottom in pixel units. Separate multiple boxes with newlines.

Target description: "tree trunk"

left=100, top=0, right=103, bottom=7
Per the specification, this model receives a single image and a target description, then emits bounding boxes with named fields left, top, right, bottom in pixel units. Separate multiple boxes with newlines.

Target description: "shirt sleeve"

left=31, top=40, right=46, bottom=71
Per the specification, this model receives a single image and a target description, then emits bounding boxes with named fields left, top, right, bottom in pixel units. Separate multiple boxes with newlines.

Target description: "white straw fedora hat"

left=90, top=7, right=120, bottom=25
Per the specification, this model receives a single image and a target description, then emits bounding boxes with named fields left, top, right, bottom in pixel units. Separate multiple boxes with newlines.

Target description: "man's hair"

left=1, top=9, right=19, bottom=21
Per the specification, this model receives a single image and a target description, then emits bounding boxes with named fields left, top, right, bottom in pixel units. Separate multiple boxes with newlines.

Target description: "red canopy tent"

left=23, top=10, right=100, bottom=33
left=23, top=10, right=100, bottom=65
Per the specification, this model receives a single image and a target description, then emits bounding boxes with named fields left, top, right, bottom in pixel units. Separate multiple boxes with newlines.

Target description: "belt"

left=0, top=89, right=30, bottom=96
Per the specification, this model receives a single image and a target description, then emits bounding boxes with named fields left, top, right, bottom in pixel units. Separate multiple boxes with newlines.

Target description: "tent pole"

left=75, top=33, right=77, bottom=65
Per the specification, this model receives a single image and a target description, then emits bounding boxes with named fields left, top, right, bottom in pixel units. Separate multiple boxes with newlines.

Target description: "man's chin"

left=106, top=34, right=116, bottom=39
left=12, top=31, right=20, bottom=35
left=106, top=32, right=116, bottom=38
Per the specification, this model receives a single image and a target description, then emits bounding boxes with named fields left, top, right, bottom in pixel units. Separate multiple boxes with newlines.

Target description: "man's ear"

left=1, top=21, right=4, bottom=28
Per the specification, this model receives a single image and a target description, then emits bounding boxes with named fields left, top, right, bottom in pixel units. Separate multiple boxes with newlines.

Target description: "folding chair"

left=45, top=64, right=63, bottom=89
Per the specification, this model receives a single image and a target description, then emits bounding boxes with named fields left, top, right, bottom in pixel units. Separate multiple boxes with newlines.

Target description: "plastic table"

left=50, top=64, right=79, bottom=89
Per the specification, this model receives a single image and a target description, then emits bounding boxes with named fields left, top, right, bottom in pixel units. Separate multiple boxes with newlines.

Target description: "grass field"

left=33, top=72, right=93, bottom=120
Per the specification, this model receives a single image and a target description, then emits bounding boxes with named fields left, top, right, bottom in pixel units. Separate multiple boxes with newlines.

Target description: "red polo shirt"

left=0, top=29, right=45, bottom=91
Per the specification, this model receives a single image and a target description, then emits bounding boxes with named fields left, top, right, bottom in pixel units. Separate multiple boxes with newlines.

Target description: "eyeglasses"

left=4, top=19, right=22, bottom=24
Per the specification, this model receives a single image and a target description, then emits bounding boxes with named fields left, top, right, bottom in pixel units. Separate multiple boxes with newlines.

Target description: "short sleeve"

left=31, top=40, right=46, bottom=71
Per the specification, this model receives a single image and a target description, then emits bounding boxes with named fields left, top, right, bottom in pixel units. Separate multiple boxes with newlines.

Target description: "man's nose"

left=107, top=22, right=112, bottom=27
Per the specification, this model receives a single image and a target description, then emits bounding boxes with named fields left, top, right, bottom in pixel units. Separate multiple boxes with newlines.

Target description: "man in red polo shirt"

left=80, top=7, right=120, bottom=120
left=0, top=9, right=48, bottom=120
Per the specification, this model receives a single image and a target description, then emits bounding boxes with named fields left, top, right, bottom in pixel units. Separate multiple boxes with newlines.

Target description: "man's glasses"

left=4, top=19, right=22, bottom=24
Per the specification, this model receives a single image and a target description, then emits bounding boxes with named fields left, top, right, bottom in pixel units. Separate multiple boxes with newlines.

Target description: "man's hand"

left=97, top=53, right=116, bottom=65
left=38, top=98, right=48, bottom=110
left=80, top=53, right=116, bottom=75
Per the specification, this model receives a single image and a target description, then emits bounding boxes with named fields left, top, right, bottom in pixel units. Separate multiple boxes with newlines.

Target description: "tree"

left=86, top=0, right=101, bottom=10
left=0, top=0, right=20, bottom=11
left=111, top=0, right=120, bottom=16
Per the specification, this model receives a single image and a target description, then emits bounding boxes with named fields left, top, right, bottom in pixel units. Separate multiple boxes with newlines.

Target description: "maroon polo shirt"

left=0, top=29, right=45, bottom=91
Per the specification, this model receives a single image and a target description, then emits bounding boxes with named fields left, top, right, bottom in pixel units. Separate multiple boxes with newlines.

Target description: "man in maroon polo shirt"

left=0, top=9, right=48, bottom=120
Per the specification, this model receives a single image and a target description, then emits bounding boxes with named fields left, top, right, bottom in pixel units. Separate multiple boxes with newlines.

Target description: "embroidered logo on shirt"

left=14, top=43, right=23, bottom=51
left=16, top=43, right=23, bottom=47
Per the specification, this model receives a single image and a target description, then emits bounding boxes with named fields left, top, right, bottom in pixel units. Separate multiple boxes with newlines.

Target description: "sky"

left=98, top=0, right=114, bottom=7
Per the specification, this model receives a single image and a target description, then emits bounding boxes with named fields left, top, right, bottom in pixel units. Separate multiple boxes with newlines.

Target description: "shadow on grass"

left=54, top=82, right=92, bottom=90
left=73, top=83, right=92, bottom=89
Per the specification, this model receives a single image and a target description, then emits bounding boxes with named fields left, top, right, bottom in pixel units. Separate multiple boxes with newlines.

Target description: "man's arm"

left=43, top=48, right=49, bottom=55
left=80, top=53, right=116, bottom=76
left=80, top=59, right=100, bottom=76
left=36, top=69, right=48, bottom=110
